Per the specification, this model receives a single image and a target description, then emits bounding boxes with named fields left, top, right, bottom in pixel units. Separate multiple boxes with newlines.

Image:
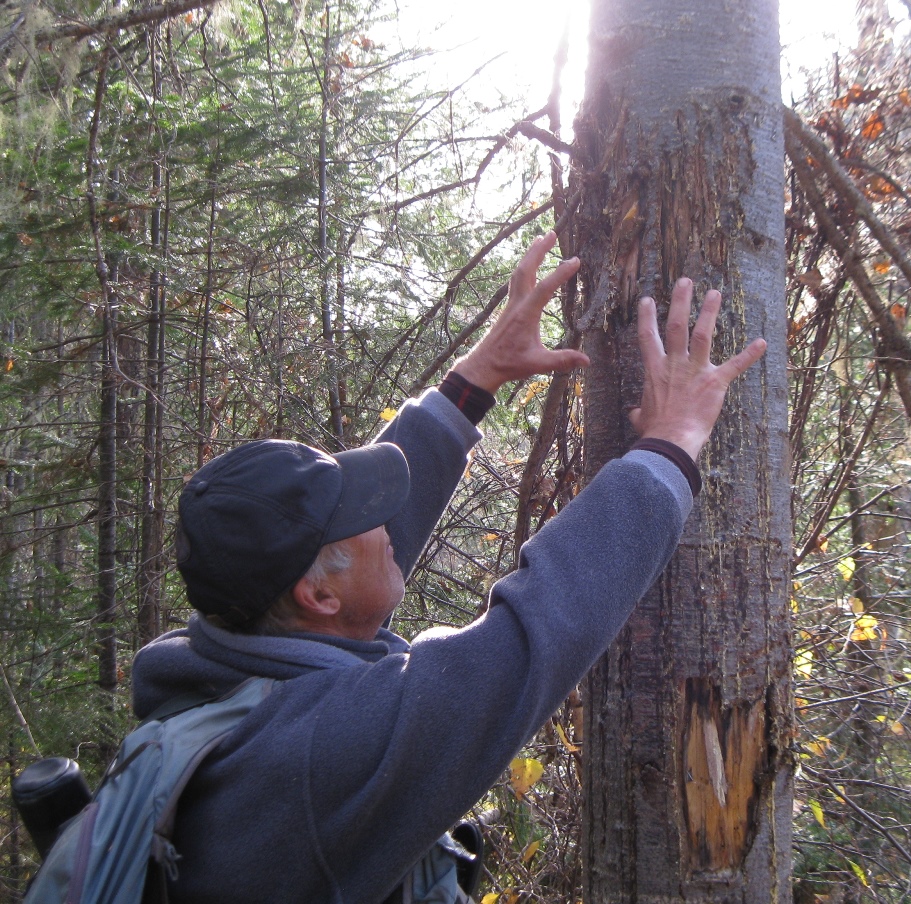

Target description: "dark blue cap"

left=176, top=440, right=410, bottom=626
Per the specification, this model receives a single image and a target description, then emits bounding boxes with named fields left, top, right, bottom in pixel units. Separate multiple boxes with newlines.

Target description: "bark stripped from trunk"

left=573, top=1, right=793, bottom=900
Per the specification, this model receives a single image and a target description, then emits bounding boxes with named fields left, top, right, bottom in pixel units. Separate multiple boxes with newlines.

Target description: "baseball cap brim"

left=324, top=442, right=410, bottom=543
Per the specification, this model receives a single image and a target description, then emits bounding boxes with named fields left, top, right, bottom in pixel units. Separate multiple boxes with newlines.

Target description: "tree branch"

left=406, top=189, right=582, bottom=395
left=33, top=0, right=221, bottom=42
left=802, top=763, right=911, bottom=867
left=794, top=379, right=890, bottom=566
left=784, top=107, right=911, bottom=289
left=787, top=130, right=911, bottom=418
left=389, top=115, right=569, bottom=212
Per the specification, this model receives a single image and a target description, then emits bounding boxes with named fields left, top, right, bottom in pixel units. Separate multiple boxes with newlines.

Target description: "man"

left=132, top=231, right=766, bottom=902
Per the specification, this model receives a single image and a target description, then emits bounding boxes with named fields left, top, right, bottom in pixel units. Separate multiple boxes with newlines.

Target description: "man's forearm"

left=375, top=389, right=481, bottom=582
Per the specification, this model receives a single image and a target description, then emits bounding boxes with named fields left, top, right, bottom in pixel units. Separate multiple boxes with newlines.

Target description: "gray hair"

left=226, top=540, right=353, bottom=636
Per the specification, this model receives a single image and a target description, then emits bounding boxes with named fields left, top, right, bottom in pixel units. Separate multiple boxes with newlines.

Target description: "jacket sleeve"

left=301, top=450, right=693, bottom=901
left=372, top=389, right=481, bottom=581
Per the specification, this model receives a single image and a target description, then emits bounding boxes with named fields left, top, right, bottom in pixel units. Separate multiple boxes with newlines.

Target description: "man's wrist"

left=630, top=437, right=702, bottom=497
left=438, top=371, right=496, bottom=426
left=448, top=357, right=503, bottom=395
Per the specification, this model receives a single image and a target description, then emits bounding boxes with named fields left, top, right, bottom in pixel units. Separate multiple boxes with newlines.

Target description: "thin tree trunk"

left=97, top=294, right=118, bottom=692
left=319, top=5, right=344, bottom=442
left=574, top=1, right=793, bottom=899
left=87, top=52, right=118, bottom=693
left=197, top=161, right=217, bottom=468
left=138, top=30, right=166, bottom=645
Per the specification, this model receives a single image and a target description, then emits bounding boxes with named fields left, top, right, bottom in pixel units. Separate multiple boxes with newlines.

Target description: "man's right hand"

left=449, top=231, right=589, bottom=394
left=628, top=278, right=767, bottom=461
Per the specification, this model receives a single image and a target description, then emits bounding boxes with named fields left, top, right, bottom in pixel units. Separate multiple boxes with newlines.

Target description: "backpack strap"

left=20, top=676, right=275, bottom=904
left=150, top=677, right=277, bottom=872
left=140, top=680, right=275, bottom=904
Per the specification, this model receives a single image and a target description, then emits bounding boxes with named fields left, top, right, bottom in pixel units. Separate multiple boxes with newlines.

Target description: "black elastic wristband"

left=631, top=438, right=702, bottom=497
left=437, top=372, right=496, bottom=426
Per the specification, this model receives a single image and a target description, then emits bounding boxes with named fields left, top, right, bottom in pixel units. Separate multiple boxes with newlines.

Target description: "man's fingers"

left=533, top=256, right=580, bottom=305
left=689, top=290, right=721, bottom=364
left=665, top=278, right=694, bottom=356
left=510, top=231, right=559, bottom=297
left=717, top=338, right=767, bottom=383
left=542, top=348, right=590, bottom=373
left=637, top=296, right=665, bottom=371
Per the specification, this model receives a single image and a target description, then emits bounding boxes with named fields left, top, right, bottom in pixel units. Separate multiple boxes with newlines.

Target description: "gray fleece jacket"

left=131, top=389, right=693, bottom=903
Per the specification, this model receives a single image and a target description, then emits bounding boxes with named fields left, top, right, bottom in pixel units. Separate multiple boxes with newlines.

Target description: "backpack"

left=20, top=676, right=274, bottom=904
left=18, top=674, right=482, bottom=904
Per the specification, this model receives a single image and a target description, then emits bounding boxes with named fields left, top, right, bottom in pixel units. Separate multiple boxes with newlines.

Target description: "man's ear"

left=291, top=575, right=341, bottom=617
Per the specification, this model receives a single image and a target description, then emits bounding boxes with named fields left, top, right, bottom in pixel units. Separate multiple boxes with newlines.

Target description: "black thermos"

left=11, top=757, right=91, bottom=859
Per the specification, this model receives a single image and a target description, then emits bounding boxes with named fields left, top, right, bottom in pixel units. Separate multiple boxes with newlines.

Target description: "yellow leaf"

left=890, top=721, right=905, bottom=736
left=847, top=859, right=869, bottom=887
left=556, top=723, right=580, bottom=753
left=482, top=533, right=500, bottom=542
left=464, top=449, right=475, bottom=481
left=5, top=358, right=12, bottom=372
left=817, top=536, right=829, bottom=553
left=807, top=737, right=831, bottom=756
left=379, top=407, right=397, bottom=422
left=522, top=840, right=540, bottom=862
left=791, top=597, right=800, bottom=613
left=481, top=895, right=499, bottom=904
left=520, top=379, right=550, bottom=406
left=849, top=597, right=865, bottom=615
left=795, top=648, right=814, bottom=678
left=509, top=757, right=544, bottom=798
left=873, top=259, right=891, bottom=274
left=837, top=556, right=856, bottom=582
left=809, top=798, right=825, bottom=828
left=851, top=614, right=878, bottom=642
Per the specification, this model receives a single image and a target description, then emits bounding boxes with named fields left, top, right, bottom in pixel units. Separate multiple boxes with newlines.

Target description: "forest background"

left=0, top=0, right=909, bottom=901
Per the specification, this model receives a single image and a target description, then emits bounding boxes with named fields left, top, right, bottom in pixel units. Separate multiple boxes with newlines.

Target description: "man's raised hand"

left=628, top=278, right=767, bottom=461
left=450, top=231, right=590, bottom=394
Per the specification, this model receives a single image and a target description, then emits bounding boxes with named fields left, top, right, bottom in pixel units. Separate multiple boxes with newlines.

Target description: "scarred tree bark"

left=572, top=1, right=793, bottom=900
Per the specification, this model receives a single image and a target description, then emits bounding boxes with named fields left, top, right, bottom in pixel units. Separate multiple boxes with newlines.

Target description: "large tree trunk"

left=573, top=0, right=793, bottom=900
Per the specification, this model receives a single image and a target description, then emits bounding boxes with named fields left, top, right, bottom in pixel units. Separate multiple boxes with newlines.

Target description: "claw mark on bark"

left=682, top=678, right=768, bottom=872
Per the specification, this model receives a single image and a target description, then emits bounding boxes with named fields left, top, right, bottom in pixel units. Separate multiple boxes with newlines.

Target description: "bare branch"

left=515, top=121, right=574, bottom=156
left=798, top=678, right=911, bottom=711
left=802, top=763, right=911, bottom=867
left=787, top=130, right=911, bottom=417
left=407, top=189, right=582, bottom=395
left=784, top=107, right=911, bottom=289
left=794, top=379, right=890, bottom=566
left=1, top=662, right=40, bottom=756
left=389, top=115, right=569, bottom=212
